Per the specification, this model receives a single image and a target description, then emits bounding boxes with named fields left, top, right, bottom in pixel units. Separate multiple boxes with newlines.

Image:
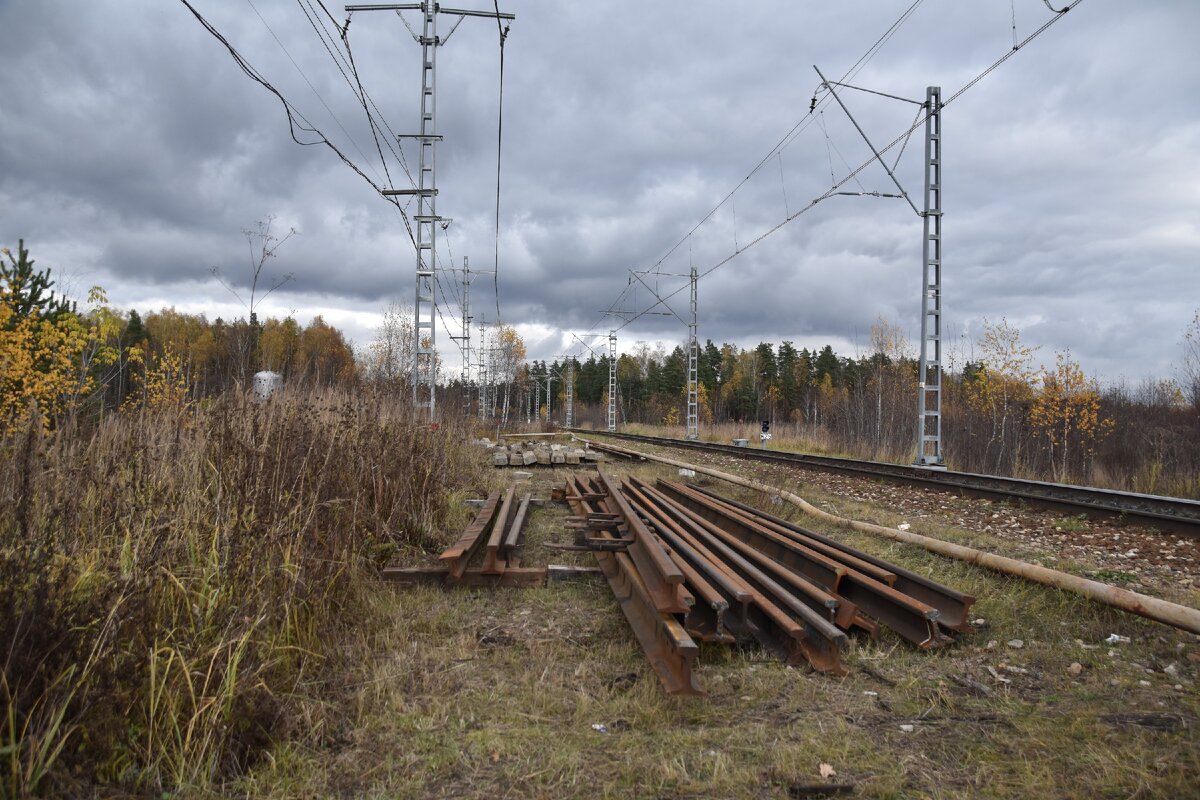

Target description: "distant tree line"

left=522, top=317, right=1200, bottom=497
left=5, top=238, right=1198, bottom=496
left=1, top=240, right=359, bottom=427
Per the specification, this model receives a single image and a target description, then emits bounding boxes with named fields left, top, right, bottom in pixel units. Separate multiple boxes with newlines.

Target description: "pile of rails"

left=382, top=486, right=547, bottom=586
left=559, top=470, right=975, bottom=695
left=441, top=486, right=532, bottom=574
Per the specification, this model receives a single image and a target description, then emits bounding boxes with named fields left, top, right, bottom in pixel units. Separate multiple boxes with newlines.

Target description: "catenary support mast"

left=607, top=331, right=617, bottom=433
left=686, top=265, right=699, bottom=440
left=347, top=2, right=513, bottom=421
left=915, top=86, right=944, bottom=467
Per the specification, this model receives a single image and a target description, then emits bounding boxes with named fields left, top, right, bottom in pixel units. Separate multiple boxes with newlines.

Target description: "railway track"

left=570, top=429, right=1200, bottom=536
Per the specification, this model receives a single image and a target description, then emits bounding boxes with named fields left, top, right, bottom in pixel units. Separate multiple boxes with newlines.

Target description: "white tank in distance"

left=253, top=370, right=283, bottom=400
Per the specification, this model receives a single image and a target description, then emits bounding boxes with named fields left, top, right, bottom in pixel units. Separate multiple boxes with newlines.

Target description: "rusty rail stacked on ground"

left=563, top=470, right=975, bottom=695
left=382, top=486, right=540, bottom=586
left=561, top=471, right=705, bottom=695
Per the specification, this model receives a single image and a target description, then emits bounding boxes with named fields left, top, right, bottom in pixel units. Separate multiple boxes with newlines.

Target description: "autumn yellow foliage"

left=0, top=292, right=90, bottom=427
left=125, top=345, right=190, bottom=409
left=1030, top=350, right=1114, bottom=481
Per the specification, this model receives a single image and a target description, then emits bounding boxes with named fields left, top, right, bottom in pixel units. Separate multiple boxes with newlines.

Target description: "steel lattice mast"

left=686, top=265, right=699, bottom=440
left=915, top=86, right=944, bottom=467
left=607, top=331, right=617, bottom=432
left=565, top=357, right=575, bottom=427
left=347, top=2, right=513, bottom=421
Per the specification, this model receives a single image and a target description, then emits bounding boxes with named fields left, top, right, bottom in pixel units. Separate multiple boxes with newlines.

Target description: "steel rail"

left=503, top=492, right=531, bottom=567
left=571, top=430, right=1200, bottom=535
left=656, top=479, right=945, bottom=648
left=481, top=485, right=516, bottom=574
left=565, top=474, right=705, bottom=695
left=439, top=491, right=501, bottom=580
left=575, top=438, right=1200, bottom=636
left=595, top=469, right=692, bottom=615
left=632, top=481, right=848, bottom=673
left=685, top=482, right=975, bottom=631
left=621, top=481, right=832, bottom=667
left=622, top=481, right=734, bottom=643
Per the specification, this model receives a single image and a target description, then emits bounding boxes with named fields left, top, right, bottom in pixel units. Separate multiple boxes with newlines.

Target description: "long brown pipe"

left=578, top=437, right=1200, bottom=636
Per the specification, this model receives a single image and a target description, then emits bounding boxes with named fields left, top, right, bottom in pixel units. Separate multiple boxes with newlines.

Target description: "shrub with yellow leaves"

left=0, top=242, right=92, bottom=428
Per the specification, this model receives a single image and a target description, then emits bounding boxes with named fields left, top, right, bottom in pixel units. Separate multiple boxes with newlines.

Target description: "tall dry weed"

left=0, top=387, right=481, bottom=796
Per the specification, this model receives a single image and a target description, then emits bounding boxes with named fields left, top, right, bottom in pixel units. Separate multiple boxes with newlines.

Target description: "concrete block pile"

left=478, top=439, right=604, bottom=468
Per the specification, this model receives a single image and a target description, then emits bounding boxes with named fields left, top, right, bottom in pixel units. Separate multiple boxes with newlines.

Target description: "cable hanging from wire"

left=245, top=0, right=383, bottom=184
left=295, top=0, right=423, bottom=250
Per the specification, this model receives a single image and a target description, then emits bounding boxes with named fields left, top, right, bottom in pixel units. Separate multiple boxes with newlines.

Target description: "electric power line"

left=177, top=0, right=406, bottom=212
left=491, top=0, right=509, bottom=328
left=571, top=0, right=1086, bottom=355
left=564, top=0, right=929, bottom=361
left=245, top=0, right=384, bottom=185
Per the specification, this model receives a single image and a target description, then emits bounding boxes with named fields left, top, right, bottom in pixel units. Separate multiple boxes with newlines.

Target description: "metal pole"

left=461, top=257, right=471, bottom=407
left=346, top=2, right=514, bottom=422
left=411, top=4, right=439, bottom=419
left=566, top=358, right=575, bottom=427
left=915, top=86, right=945, bottom=467
left=608, top=331, right=617, bottom=433
left=686, top=265, right=699, bottom=440
left=477, top=316, right=487, bottom=422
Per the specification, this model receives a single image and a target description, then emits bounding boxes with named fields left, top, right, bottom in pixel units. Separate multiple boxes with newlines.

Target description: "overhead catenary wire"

left=306, top=0, right=419, bottom=188
left=573, top=0, right=1086, bottom=351
left=566, top=0, right=929, bottom=363
left=296, top=1, right=423, bottom=250
left=177, top=0, right=406, bottom=214
left=294, top=0, right=393, bottom=189
left=245, top=0, right=384, bottom=186
left=434, top=272, right=468, bottom=362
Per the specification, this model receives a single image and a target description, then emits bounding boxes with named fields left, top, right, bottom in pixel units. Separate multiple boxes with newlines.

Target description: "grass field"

left=235, top=446, right=1200, bottom=800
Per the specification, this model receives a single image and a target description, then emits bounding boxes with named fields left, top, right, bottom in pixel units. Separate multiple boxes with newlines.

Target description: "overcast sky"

left=2, top=0, right=1197, bottom=384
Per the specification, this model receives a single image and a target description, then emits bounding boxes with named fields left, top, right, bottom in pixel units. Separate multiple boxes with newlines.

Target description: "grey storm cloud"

left=1, top=0, right=1197, bottom=381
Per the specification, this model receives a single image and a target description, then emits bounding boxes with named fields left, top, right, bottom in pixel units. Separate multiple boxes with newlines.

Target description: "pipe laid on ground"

left=578, top=436, right=1200, bottom=636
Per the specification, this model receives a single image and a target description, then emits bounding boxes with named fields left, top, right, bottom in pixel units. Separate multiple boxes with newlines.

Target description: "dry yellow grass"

left=235, top=450, right=1200, bottom=800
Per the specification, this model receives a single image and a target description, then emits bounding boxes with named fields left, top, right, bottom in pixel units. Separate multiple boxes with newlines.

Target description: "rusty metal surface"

left=481, top=486, right=518, bottom=575
left=621, top=482, right=733, bottom=643
left=642, top=478, right=858, bottom=629
left=686, top=482, right=975, bottom=632
left=655, top=479, right=847, bottom=589
left=558, top=472, right=705, bottom=693
left=623, top=481, right=755, bottom=606
left=504, top=493, right=532, bottom=567
left=559, top=467, right=980, bottom=687
left=440, top=491, right=501, bottom=581
left=632, top=481, right=848, bottom=673
left=595, top=548, right=706, bottom=695
left=660, top=480, right=942, bottom=648
left=382, top=565, right=547, bottom=587
left=594, top=469, right=693, bottom=615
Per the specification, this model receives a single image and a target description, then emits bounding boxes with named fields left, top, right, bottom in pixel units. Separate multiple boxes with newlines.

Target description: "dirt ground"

left=236, top=438, right=1200, bottom=799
